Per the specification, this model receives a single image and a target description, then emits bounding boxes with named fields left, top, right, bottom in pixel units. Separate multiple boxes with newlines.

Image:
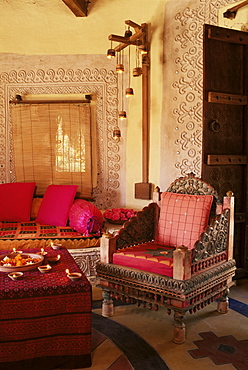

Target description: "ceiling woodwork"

left=223, top=0, right=248, bottom=19
left=62, top=0, right=89, bottom=17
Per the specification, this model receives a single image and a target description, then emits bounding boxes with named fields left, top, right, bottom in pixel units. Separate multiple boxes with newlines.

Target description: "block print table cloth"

left=0, top=246, right=92, bottom=369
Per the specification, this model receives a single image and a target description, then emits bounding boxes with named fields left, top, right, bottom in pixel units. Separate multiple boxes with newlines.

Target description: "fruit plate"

left=0, top=253, right=44, bottom=272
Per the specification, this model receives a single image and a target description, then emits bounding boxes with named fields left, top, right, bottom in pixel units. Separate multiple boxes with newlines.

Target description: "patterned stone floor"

left=84, top=279, right=248, bottom=370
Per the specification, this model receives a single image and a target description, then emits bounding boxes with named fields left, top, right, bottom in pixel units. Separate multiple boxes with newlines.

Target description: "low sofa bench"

left=0, top=183, right=102, bottom=277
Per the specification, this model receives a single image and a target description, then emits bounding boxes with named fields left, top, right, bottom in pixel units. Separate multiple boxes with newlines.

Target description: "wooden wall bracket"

left=108, top=20, right=152, bottom=200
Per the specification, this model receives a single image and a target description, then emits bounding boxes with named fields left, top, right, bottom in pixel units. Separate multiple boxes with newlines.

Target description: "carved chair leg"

left=217, top=288, right=230, bottom=314
left=102, top=290, right=114, bottom=317
left=173, top=311, right=186, bottom=344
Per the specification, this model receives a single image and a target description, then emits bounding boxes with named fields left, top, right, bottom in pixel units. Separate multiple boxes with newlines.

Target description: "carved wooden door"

left=202, top=24, right=248, bottom=278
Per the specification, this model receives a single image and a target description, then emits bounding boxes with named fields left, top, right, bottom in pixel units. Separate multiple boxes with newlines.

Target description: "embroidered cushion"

left=35, top=185, right=78, bottom=227
left=0, top=182, right=36, bottom=222
left=113, top=242, right=174, bottom=277
left=155, top=192, right=213, bottom=249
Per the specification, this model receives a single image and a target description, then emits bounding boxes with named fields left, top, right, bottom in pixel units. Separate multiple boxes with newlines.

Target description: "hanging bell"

left=113, top=129, right=121, bottom=141
left=118, top=111, right=127, bottom=120
left=124, top=29, right=132, bottom=38
left=116, top=63, right=124, bottom=73
left=133, top=67, right=142, bottom=77
left=125, top=87, right=134, bottom=97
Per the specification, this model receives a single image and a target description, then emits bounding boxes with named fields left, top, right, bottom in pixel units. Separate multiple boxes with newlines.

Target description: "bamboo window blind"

left=10, top=103, right=93, bottom=198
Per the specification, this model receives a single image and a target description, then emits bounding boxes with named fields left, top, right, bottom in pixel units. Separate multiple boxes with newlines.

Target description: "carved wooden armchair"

left=96, top=174, right=236, bottom=344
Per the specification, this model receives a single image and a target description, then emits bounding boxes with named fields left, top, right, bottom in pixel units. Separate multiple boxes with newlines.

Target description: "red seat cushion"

left=113, top=242, right=174, bottom=277
left=155, top=192, right=213, bottom=249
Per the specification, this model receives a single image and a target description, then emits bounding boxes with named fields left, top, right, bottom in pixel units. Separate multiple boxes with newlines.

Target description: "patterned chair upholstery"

left=96, top=173, right=236, bottom=343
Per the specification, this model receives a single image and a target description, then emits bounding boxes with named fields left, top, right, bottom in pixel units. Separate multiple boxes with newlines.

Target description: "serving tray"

left=0, top=253, right=44, bottom=272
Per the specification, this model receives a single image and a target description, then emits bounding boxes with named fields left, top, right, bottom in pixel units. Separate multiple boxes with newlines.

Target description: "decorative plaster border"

left=0, top=63, right=120, bottom=209
left=161, top=0, right=238, bottom=190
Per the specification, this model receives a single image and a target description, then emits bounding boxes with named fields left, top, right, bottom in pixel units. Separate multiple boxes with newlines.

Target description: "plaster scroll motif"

left=162, top=0, right=238, bottom=188
left=0, top=65, right=119, bottom=209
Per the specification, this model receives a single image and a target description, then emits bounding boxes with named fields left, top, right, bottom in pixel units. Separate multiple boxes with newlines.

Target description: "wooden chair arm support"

left=223, top=193, right=235, bottom=260
left=100, top=234, right=117, bottom=263
left=173, top=246, right=192, bottom=280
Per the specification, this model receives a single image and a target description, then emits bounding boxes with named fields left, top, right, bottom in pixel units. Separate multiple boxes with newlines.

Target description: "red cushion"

left=155, top=192, right=213, bottom=249
left=113, top=242, right=174, bottom=277
left=69, top=199, right=103, bottom=236
left=35, top=185, right=78, bottom=227
left=0, top=182, right=36, bottom=222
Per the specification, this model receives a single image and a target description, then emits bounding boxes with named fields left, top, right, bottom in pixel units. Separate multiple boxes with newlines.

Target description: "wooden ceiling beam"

left=62, top=0, right=89, bottom=17
left=223, top=0, right=248, bottom=19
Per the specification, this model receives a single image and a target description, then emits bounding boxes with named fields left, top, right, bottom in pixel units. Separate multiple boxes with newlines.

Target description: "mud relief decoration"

left=0, top=60, right=119, bottom=209
left=162, top=0, right=236, bottom=187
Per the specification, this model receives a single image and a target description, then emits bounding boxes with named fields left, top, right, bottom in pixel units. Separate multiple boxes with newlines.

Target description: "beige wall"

left=1, top=0, right=247, bottom=210
left=0, top=0, right=168, bottom=210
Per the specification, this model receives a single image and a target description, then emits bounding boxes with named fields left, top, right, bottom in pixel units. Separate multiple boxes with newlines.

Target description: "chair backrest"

left=155, top=191, right=214, bottom=250
left=165, top=172, right=221, bottom=216
left=115, top=174, right=223, bottom=251
left=153, top=173, right=222, bottom=250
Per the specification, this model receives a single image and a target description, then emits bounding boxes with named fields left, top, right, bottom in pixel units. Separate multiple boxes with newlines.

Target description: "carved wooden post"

left=173, top=311, right=186, bottom=344
left=173, top=246, right=192, bottom=280
left=217, top=288, right=230, bottom=314
left=100, top=233, right=117, bottom=263
left=102, top=290, right=114, bottom=317
left=223, top=191, right=235, bottom=260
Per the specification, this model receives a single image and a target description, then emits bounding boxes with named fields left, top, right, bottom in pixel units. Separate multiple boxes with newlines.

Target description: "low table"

left=0, top=247, right=92, bottom=370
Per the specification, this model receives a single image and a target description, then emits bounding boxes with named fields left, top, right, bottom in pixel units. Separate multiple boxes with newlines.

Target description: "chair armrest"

left=100, top=233, right=117, bottom=263
left=116, top=202, right=159, bottom=249
left=173, top=246, right=192, bottom=280
left=100, top=202, right=159, bottom=263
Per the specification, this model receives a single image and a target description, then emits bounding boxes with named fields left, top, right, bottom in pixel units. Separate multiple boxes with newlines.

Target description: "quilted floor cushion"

left=0, top=221, right=100, bottom=250
left=112, top=242, right=175, bottom=277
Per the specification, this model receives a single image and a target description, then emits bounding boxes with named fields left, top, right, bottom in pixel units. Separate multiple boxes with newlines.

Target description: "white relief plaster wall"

left=1, top=0, right=245, bottom=208
left=0, top=53, right=125, bottom=210
left=160, top=0, right=241, bottom=191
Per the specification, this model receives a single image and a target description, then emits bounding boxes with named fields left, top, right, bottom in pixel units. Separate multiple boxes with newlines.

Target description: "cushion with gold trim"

left=113, top=242, right=175, bottom=277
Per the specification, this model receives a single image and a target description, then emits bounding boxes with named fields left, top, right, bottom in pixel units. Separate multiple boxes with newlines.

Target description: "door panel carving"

left=202, top=24, right=248, bottom=277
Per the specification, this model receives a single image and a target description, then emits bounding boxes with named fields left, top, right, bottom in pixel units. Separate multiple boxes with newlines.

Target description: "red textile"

left=0, top=182, right=36, bottom=222
left=155, top=192, right=213, bottom=249
left=35, top=184, right=78, bottom=226
left=0, top=247, right=91, bottom=368
left=113, top=242, right=174, bottom=277
left=0, top=221, right=99, bottom=240
left=69, top=199, right=103, bottom=236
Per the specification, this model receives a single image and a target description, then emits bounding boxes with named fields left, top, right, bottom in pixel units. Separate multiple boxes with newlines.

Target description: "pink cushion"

left=36, top=185, right=78, bottom=226
left=155, top=192, right=213, bottom=249
left=0, top=182, right=36, bottom=222
left=69, top=199, right=103, bottom=236
left=113, top=242, right=174, bottom=277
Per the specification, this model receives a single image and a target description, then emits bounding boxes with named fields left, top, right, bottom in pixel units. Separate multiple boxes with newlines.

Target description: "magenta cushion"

left=0, top=182, right=36, bottom=222
left=69, top=199, right=103, bottom=236
left=35, top=185, right=78, bottom=226
left=155, top=192, right=213, bottom=249
left=113, top=242, right=174, bottom=277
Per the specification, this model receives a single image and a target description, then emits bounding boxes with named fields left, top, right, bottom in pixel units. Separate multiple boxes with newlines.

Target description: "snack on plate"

left=0, top=254, right=40, bottom=267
